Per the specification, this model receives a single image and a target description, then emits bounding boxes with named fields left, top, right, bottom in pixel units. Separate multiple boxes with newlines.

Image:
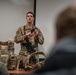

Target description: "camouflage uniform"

left=14, top=24, right=44, bottom=64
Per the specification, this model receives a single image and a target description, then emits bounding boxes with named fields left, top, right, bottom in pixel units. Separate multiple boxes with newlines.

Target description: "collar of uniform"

left=25, top=24, right=35, bottom=30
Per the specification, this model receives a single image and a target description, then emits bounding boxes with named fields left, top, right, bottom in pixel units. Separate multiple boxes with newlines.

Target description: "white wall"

left=0, top=0, right=34, bottom=54
left=36, top=0, right=76, bottom=55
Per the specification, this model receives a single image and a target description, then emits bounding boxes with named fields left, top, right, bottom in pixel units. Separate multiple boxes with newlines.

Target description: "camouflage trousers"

left=19, top=49, right=39, bottom=64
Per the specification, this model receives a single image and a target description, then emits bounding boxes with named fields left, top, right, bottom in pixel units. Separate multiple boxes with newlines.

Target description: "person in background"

left=31, top=4, right=76, bottom=75
left=14, top=11, right=44, bottom=65
left=0, top=62, right=9, bottom=75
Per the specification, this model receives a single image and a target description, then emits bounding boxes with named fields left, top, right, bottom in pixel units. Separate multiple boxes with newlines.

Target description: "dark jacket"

left=32, top=35, right=76, bottom=75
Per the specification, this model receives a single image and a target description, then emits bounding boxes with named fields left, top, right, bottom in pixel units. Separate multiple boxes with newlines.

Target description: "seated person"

left=0, top=61, right=9, bottom=75
left=31, top=4, right=76, bottom=75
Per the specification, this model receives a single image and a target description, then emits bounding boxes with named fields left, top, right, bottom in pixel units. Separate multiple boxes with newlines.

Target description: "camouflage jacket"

left=14, top=24, right=44, bottom=56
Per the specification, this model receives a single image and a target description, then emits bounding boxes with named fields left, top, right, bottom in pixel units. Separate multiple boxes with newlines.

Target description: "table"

left=8, top=69, right=33, bottom=75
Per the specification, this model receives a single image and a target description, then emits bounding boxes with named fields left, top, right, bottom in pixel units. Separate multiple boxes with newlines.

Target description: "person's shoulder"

left=17, top=25, right=25, bottom=30
left=51, top=35, right=76, bottom=54
left=35, top=26, right=41, bottom=31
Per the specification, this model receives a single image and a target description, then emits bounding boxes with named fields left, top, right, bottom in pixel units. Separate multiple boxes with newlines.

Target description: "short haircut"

left=56, top=5, right=76, bottom=40
left=26, top=11, right=34, bottom=17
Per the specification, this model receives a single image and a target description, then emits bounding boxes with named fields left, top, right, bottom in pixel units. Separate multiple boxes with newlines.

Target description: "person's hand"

left=23, top=32, right=31, bottom=38
left=23, top=29, right=39, bottom=39
left=33, top=29, right=39, bottom=36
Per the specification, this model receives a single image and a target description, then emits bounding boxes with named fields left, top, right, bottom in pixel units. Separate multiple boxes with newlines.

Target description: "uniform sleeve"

left=35, top=28, right=44, bottom=45
left=14, top=27, right=26, bottom=43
